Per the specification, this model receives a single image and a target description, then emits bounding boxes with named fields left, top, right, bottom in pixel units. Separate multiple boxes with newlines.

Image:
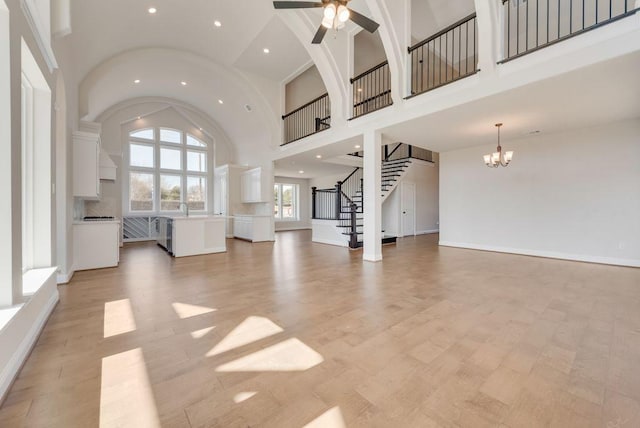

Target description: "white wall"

left=440, top=119, right=640, bottom=267
left=382, top=158, right=439, bottom=236
left=354, top=30, right=387, bottom=76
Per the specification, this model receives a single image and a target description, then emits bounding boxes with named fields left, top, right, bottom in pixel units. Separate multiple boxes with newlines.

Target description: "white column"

left=474, top=0, right=501, bottom=71
left=363, top=130, right=382, bottom=262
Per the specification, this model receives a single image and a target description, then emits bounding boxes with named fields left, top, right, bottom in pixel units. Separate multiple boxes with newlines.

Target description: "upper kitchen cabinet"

left=241, top=167, right=270, bottom=203
left=73, top=122, right=118, bottom=199
left=73, top=131, right=101, bottom=199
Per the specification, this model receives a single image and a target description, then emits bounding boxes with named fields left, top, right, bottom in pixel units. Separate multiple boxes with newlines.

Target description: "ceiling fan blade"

left=273, top=1, right=324, bottom=9
left=312, top=25, right=328, bottom=44
left=348, top=8, right=380, bottom=33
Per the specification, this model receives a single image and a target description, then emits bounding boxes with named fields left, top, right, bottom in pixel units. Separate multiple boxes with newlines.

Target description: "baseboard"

left=56, top=268, right=74, bottom=284
left=275, top=227, right=312, bottom=232
left=312, top=238, right=348, bottom=247
left=0, top=286, right=59, bottom=404
left=438, top=241, right=640, bottom=268
left=417, top=229, right=439, bottom=235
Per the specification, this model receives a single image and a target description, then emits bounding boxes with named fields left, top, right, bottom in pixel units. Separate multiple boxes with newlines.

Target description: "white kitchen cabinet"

left=73, top=221, right=120, bottom=270
left=73, top=131, right=101, bottom=199
left=233, top=215, right=274, bottom=242
left=241, top=167, right=269, bottom=203
left=214, top=164, right=247, bottom=236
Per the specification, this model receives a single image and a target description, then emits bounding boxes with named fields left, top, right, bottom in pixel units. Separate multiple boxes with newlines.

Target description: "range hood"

left=99, top=148, right=117, bottom=181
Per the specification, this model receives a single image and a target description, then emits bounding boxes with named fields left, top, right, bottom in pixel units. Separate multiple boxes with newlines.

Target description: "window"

left=127, top=127, right=208, bottom=213
left=274, top=183, right=298, bottom=220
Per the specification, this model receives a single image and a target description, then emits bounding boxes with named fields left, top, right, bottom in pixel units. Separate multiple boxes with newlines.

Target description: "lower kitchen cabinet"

left=233, top=215, right=274, bottom=242
left=73, top=221, right=120, bottom=270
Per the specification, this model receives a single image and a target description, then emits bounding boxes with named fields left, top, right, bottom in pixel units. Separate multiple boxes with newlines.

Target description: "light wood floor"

left=1, top=231, right=639, bottom=427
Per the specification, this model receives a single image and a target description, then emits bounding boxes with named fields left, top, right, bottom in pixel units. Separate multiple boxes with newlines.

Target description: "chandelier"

left=483, top=123, right=513, bottom=168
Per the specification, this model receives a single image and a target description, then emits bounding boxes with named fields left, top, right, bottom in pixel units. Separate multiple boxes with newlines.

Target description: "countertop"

left=73, top=219, right=121, bottom=225
left=169, top=215, right=226, bottom=221
left=232, top=214, right=273, bottom=218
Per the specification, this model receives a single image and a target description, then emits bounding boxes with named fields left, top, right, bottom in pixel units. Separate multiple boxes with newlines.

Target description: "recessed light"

left=137, top=116, right=141, bottom=120
left=263, top=48, right=270, bottom=54
left=134, top=79, right=141, bottom=84
left=316, top=155, right=322, bottom=159
left=218, top=99, right=224, bottom=104
left=181, top=81, right=187, bottom=86
left=357, top=88, right=363, bottom=92
left=354, top=145, right=361, bottom=149
left=298, top=170, right=304, bottom=174
left=199, top=127, right=203, bottom=131
left=148, top=7, right=157, bottom=14
left=214, top=20, right=222, bottom=27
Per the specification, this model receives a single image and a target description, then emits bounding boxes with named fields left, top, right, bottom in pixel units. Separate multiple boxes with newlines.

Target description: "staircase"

left=335, top=158, right=413, bottom=248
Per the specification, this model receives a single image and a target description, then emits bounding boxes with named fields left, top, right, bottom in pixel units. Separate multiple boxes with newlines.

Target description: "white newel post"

left=363, top=130, right=382, bottom=262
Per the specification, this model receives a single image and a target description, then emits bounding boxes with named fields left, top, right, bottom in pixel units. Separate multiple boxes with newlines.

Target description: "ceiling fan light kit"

left=273, top=1, right=380, bottom=44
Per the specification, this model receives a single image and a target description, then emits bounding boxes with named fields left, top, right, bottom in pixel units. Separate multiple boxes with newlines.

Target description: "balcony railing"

left=350, top=61, right=393, bottom=119
left=281, top=93, right=331, bottom=146
left=501, top=0, right=637, bottom=62
left=408, top=13, right=478, bottom=97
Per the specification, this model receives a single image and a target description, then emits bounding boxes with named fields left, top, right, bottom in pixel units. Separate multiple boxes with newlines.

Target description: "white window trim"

left=125, top=128, right=208, bottom=216
left=274, top=183, right=299, bottom=222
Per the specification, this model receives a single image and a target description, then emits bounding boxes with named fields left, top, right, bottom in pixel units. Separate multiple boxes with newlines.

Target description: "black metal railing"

left=501, top=0, right=637, bottom=62
left=350, top=61, right=392, bottom=119
left=311, top=168, right=363, bottom=217
left=281, top=93, right=331, bottom=145
left=408, top=13, right=478, bottom=97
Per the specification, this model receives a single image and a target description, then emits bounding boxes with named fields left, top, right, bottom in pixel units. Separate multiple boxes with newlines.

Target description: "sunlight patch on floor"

left=172, top=302, right=216, bottom=319
left=206, top=316, right=283, bottom=357
left=215, top=338, right=323, bottom=372
left=190, top=326, right=215, bottom=339
left=99, top=348, right=160, bottom=428
left=303, top=406, right=346, bottom=428
left=103, top=299, right=136, bottom=338
left=233, top=391, right=258, bottom=404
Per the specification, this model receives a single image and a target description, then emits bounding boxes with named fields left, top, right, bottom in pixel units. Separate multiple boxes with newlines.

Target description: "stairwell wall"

left=382, top=156, right=440, bottom=237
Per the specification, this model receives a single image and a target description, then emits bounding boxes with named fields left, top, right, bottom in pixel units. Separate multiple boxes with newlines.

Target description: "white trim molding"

left=0, top=268, right=59, bottom=403
left=439, top=241, right=640, bottom=268
left=417, top=229, right=439, bottom=235
left=20, top=0, right=58, bottom=72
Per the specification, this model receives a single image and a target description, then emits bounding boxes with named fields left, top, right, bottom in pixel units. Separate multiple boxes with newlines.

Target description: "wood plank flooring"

left=1, top=231, right=639, bottom=427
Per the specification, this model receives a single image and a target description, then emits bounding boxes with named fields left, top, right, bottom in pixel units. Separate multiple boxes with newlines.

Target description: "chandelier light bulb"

left=321, top=16, right=333, bottom=29
left=323, top=4, right=337, bottom=20
left=483, top=123, right=513, bottom=168
left=337, top=5, right=350, bottom=22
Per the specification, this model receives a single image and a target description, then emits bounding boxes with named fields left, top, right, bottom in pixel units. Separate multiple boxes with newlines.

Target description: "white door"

left=401, top=182, right=416, bottom=237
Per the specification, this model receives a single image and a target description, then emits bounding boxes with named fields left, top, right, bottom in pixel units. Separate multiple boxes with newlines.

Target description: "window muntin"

left=130, top=172, right=155, bottom=212
left=160, top=174, right=182, bottom=211
left=127, top=126, right=208, bottom=214
left=160, top=128, right=181, bottom=144
left=186, top=176, right=206, bottom=211
left=187, top=134, right=206, bottom=147
left=130, top=128, right=154, bottom=140
left=274, top=183, right=298, bottom=221
left=130, top=143, right=154, bottom=168
left=187, top=150, right=206, bottom=172
left=160, top=147, right=181, bottom=170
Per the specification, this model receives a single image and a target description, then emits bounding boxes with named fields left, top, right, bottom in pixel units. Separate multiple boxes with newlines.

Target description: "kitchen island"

left=168, top=216, right=227, bottom=257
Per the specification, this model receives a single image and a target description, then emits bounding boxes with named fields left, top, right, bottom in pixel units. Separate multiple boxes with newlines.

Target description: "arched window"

left=127, top=127, right=208, bottom=213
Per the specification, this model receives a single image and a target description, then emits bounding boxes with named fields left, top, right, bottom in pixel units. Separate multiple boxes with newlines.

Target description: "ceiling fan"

left=273, top=1, right=380, bottom=44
